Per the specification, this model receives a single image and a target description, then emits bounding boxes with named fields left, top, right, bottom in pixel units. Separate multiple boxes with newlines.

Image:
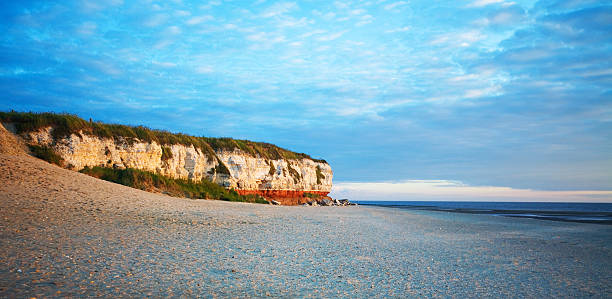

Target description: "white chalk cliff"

left=7, top=125, right=332, bottom=194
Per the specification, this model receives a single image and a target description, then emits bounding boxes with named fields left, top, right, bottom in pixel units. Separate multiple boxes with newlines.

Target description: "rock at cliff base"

left=320, top=198, right=333, bottom=206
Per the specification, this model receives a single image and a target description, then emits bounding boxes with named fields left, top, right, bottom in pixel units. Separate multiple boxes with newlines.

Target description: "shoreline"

left=356, top=201, right=612, bottom=225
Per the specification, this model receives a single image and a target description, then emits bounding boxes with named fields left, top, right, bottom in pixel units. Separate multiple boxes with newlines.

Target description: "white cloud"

left=277, top=16, right=310, bottom=28
left=327, top=97, right=413, bottom=119
left=195, top=65, right=214, bottom=74
left=300, top=29, right=326, bottom=38
left=449, top=73, right=486, bottom=82
left=385, top=26, right=410, bottom=33
left=143, top=14, right=168, bottom=27
left=152, top=61, right=177, bottom=68
left=91, top=60, right=122, bottom=76
left=331, top=180, right=612, bottom=202
left=154, top=39, right=174, bottom=49
left=580, top=68, right=612, bottom=78
left=491, top=11, right=516, bottom=24
left=463, top=85, right=501, bottom=98
left=505, top=48, right=550, bottom=62
left=247, top=32, right=285, bottom=43
left=468, top=0, right=505, bottom=7
left=174, top=10, right=190, bottom=17
left=346, top=40, right=365, bottom=46
left=246, top=32, right=266, bottom=42
left=164, top=26, right=182, bottom=35
left=200, top=1, right=221, bottom=10
left=356, top=14, right=373, bottom=26
left=246, top=31, right=287, bottom=50
left=334, top=1, right=349, bottom=9
left=430, top=30, right=485, bottom=47
left=316, top=30, right=347, bottom=42
left=186, top=15, right=214, bottom=25
left=459, top=31, right=485, bottom=44
left=261, top=2, right=297, bottom=18
left=384, top=1, right=408, bottom=10
left=313, top=11, right=336, bottom=20
left=77, top=22, right=97, bottom=35
left=80, top=0, right=123, bottom=12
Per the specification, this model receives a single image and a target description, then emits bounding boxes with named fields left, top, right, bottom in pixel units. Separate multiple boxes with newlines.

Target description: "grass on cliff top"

left=0, top=111, right=326, bottom=163
left=80, top=166, right=268, bottom=204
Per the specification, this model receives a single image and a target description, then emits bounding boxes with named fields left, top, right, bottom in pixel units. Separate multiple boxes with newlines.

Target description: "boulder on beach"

left=320, top=198, right=333, bottom=206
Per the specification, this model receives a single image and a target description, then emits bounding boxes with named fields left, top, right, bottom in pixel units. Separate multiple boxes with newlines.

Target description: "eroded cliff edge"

left=1, top=112, right=332, bottom=205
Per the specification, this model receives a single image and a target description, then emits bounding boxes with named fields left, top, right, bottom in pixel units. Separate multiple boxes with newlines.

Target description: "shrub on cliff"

left=161, top=146, right=173, bottom=161
left=287, top=163, right=301, bottom=183
left=204, top=137, right=327, bottom=163
left=268, top=161, right=276, bottom=176
left=79, top=166, right=267, bottom=204
left=303, top=192, right=321, bottom=199
left=1, top=111, right=90, bottom=139
left=316, top=165, right=326, bottom=185
left=214, top=158, right=231, bottom=175
left=28, top=145, right=64, bottom=166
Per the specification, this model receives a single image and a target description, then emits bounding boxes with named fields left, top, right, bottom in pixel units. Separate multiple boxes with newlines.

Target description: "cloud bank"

left=332, top=180, right=612, bottom=202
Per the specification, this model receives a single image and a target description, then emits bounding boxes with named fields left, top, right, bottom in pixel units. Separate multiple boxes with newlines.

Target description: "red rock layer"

left=235, top=189, right=330, bottom=205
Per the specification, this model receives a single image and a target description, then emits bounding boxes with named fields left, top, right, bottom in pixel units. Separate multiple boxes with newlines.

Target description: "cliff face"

left=216, top=150, right=332, bottom=192
left=11, top=125, right=333, bottom=201
left=24, top=126, right=224, bottom=183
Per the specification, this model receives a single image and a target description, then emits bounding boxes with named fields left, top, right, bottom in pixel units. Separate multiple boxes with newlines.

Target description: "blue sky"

left=1, top=0, right=611, bottom=201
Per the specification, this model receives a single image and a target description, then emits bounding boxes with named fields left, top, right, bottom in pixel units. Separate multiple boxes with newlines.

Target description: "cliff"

left=0, top=112, right=332, bottom=205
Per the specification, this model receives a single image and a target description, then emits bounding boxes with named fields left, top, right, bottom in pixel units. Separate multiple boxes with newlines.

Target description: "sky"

left=0, top=0, right=610, bottom=202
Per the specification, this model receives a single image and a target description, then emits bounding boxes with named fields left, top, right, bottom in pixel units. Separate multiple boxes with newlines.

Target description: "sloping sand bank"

left=1, top=154, right=611, bottom=297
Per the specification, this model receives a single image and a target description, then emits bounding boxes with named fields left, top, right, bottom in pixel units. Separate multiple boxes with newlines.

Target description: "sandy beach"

left=1, top=153, right=611, bottom=297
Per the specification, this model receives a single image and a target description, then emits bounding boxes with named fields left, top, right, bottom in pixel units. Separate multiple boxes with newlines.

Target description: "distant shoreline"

left=356, top=201, right=612, bottom=225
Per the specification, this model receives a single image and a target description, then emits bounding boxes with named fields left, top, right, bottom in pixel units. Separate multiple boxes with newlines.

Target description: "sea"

left=354, top=201, right=612, bottom=224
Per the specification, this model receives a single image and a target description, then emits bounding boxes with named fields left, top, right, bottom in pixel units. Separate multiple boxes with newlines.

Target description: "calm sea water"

left=355, top=201, right=612, bottom=224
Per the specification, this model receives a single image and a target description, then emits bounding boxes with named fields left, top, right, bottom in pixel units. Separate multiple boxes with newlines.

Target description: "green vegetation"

left=316, top=165, right=326, bottom=185
left=204, top=137, right=326, bottom=162
left=28, top=145, right=64, bottom=166
left=0, top=111, right=327, bottom=163
left=161, top=146, right=173, bottom=161
left=287, top=162, right=301, bottom=183
left=268, top=161, right=276, bottom=176
left=303, top=192, right=321, bottom=199
left=213, top=158, right=230, bottom=175
left=80, top=166, right=268, bottom=204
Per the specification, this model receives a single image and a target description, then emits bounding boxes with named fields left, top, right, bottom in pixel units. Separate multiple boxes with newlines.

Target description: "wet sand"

left=1, top=154, right=611, bottom=297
